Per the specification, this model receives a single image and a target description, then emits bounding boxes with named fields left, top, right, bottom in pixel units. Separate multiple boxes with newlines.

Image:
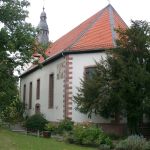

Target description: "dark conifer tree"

left=74, top=20, right=150, bottom=134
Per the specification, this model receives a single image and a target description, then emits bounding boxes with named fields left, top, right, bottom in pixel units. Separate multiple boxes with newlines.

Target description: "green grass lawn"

left=0, top=128, right=96, bottom=150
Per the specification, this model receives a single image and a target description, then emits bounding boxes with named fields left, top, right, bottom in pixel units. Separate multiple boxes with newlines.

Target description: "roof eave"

left=19, top=48, right=106, bottom=78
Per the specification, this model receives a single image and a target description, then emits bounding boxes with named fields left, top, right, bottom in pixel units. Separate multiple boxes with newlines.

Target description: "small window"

left=23, top=84, right=26, bottom=105
left=36, top=79, right=40, bottom=99
left=49, top=74, right=54, bottom=108
left=85, top=66, right=96, bottom=79
left=29, top=82, right=32, bottom=109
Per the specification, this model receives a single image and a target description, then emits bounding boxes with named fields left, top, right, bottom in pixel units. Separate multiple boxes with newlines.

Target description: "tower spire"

left=42, top=0, right=46, bottom=13
left=107, top=0, right=111, bottom=4
left=37, top=7, right=49, bottom=45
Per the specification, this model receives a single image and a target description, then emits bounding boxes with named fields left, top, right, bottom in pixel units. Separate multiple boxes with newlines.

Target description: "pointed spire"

left=107, top=0, right=110, bottom=4
left=37, top=7, right=49, bottom=45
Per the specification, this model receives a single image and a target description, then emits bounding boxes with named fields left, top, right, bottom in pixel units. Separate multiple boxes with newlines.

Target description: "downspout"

left=19, top=78, right=22, bottom=102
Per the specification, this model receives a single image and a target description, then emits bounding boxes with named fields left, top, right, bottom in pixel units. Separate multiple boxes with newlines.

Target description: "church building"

left=20, top=4, right=127, bottom=134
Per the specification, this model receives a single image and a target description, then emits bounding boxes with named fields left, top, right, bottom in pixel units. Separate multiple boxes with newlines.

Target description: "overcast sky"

left=27, top=0, right=150, bottom=42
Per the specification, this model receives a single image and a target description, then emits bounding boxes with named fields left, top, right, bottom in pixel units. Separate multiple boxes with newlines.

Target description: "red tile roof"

left=20, top=4, right=128, bottom=77
left=45, top=4, right=127, bottom=58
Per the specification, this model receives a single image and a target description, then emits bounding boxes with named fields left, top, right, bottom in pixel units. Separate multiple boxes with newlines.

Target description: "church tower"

left=37, top=7, right=49, bottom=45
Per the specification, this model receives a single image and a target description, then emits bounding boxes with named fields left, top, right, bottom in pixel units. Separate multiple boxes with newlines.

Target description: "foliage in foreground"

left=0, top=96, right=25, bottom=124
left=0, top=0, right=36, bottom=118
left=57, top=118, right=74, bottom=134
left=67, top=123, right=112, bottom=147
left=25, top=113, right=48, bottom=131
left=115, top=135, right=150, bottom=150
left=74, top=20, right=150, bottom=134
left=45, top=118, right=74, bottom=135
left=44, top=120, right=112, bottom=148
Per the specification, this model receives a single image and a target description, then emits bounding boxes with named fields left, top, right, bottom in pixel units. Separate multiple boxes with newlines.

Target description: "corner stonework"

left=63, top=55, right=73, bottom=120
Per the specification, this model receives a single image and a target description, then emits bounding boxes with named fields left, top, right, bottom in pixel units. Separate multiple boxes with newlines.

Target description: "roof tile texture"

left=45, top=4, right=127, bottom=57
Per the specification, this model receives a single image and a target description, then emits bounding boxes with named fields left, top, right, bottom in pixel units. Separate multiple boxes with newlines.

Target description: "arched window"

left=35, top=103, right=40, bottom=113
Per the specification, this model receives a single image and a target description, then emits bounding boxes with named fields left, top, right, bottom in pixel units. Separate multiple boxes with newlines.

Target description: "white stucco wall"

left=20, top=57, right=65, bottom=122
left=71, top=52, right=111, bottom=123
left=20, top=52, right=120, bottom=123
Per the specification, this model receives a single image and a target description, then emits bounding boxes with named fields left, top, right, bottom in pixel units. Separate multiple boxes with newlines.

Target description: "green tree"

left=74, top=20, right=150, bottom=134
left=0, top=0, right=36, bottom=115
left=1, top=96, right=25, bottom=125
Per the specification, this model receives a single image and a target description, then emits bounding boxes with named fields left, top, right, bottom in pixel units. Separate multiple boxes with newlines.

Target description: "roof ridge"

left=110, top=5, right=128, bottom=28
left=108, top=5, right=116, bottom=47
left=65, top=6, right=108, bottom=51
left=108, top=5, right=128, bottom=47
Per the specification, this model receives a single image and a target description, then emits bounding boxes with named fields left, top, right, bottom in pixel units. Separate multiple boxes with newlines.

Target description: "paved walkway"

left=10, top=124, right=26, bottom=133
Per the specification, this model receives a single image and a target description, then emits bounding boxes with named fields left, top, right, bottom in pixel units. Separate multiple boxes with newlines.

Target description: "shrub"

left=44, top=123, right=56, bottom=132
left=25, top=113, right=48, bottom=131
left=67, top=124, right=112, bottom=147
left=57, top=118, right=74, bottom=134
left=107, top=133, right=122, bottom=140
left=143, top=141, right=150, bottom=150
left=0, top=97, right=25, bottom=124
left=115, top=135, right=147, bottom=150
left=99, top=144, right=111, bottom=150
